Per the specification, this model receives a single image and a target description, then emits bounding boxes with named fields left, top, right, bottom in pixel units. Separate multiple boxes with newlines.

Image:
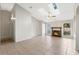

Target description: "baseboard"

left=15, top=34, right=42, bottom=42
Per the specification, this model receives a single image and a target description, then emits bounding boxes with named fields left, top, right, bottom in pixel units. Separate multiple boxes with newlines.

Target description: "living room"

left=0, top=3, right=78, bottom=55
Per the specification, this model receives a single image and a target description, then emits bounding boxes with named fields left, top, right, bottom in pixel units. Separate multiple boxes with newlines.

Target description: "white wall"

left=76, top=6, right=79, bottom=50
left=0, top=10, right=1, bottom=40
left=32, top=17, right=42, bottom=36
left=15, top=5, right=42, bottom=42
left=76, top=15, right=79, bottom=50
left=0, top=10, right=14, bottom=40
left=42, top=23, right=46, bottom=36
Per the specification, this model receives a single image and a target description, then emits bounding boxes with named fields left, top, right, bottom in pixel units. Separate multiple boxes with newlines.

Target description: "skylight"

left=52, top=3, right=58, bottom=10
left=49, top=3, right=60, bottom=16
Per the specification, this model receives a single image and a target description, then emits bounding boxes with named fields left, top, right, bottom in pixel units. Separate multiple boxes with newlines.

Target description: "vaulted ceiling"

left=0, top=3, right=77, bottom=22
left=18, top=3, right=75, bottom=22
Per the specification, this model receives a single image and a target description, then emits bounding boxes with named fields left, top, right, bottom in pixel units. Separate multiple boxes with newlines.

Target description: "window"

left=52, top=3, right=58, bottom=10
left=48, top=3, right=60, bottom=16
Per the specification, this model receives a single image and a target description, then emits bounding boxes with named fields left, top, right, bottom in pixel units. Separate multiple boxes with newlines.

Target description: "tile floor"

left=0, top=36, right=79, bottom=55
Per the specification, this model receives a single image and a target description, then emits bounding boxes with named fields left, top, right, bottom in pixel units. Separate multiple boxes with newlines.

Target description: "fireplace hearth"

left=51, top=27, right=62, bottom=37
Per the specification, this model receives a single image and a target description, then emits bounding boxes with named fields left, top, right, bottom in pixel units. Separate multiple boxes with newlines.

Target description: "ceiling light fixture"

left=47, top=11, right=56, bottom=20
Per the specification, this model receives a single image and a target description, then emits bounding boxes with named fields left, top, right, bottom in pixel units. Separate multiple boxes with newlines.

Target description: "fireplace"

left=51, top=27, right=62, bottom=37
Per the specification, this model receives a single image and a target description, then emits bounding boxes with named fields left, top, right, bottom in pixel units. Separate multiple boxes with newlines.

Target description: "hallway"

left=0, top=36, right=78, bottom=55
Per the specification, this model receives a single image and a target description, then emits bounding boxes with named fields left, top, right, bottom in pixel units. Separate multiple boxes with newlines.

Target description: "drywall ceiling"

left=0, top=3, right=75, bottom=22
left=18, top=3, right=75, bottom=22
left=18, top=3, right=49, bottom=17
left=18, top=3, right=49, bottom=12
left=0, top=3, right=15, bottom=11
left=56, top=3, right=75, bottom=20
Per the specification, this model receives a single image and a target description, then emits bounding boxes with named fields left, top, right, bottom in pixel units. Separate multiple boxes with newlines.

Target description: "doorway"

left=0, top=10, right=14, bottom=44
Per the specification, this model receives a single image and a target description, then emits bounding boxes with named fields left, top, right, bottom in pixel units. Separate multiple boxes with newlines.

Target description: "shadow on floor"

left=1, top=38, right=14, bottom=45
